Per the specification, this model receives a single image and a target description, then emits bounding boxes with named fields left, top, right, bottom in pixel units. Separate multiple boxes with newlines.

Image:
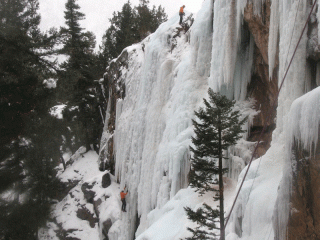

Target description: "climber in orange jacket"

left=120, top=187, right=128, bottom=212
left=179, top=5, right=185, bottom=25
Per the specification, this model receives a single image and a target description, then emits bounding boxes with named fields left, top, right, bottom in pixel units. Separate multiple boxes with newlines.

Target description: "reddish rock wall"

left=244, top=0, right=278, bottom=157
left=287, top=140, right=320, bottom=240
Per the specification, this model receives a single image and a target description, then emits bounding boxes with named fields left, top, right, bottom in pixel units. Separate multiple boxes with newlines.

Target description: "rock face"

left=98, top=50, right=127, bottom=174
left=95, top=1, right=320, bottom=239
left=102, top=218, right=113, bottom=239
left=244, top=0, right=278, bottom=157
left=81, top=181, right=96, bottom=203
left=76, top=206, right=98, bottom=228
left=286, top=141, right=320, bottom=240
left=102, top=173, right=112, bottom=188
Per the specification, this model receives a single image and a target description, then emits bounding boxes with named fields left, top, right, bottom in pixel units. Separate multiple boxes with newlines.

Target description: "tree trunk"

left=60, top=152, right=66, bottom=170
left=84, top=121, right=91, bottom=152
left=219, top=125, right=225, bottom=240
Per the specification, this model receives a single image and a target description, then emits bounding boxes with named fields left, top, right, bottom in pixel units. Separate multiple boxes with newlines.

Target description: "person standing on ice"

left=179, top=5, right=185, bottom=25
left=120, top=187, right=128, bottom=212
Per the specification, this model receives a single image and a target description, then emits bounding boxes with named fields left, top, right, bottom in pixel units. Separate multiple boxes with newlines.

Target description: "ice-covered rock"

left=44, top=0, right=320, bottom=239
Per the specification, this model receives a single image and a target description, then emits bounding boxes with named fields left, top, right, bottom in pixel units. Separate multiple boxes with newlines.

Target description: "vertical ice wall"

left=268, top=0, right=279, bottom=78
left=209, top=0, right=256, bottom=101
left=106, top=0, right=267, bottom=238
left=226, top=1, right=316, bottom=239
left=273, top=86, right=320, bottom=240
left=275, top=0, right=308, bottom=135
left=100, top=0, right=320, bottom=238
left=111, top=1, right=214, bottom=239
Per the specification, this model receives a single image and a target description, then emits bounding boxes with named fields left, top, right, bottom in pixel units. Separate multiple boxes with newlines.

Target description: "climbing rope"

left=242, top=0, right=302, bottom=233
left=222, top=0, right=318, bottom=238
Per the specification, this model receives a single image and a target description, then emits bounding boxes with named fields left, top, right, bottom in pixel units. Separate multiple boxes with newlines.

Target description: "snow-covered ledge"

left=274, top=86, right=320, bottom=240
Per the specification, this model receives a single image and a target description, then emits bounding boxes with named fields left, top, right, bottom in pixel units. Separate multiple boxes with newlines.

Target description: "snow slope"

left=40, top=151, right=123, bottom=240
left=44, top=0, right=320, bottom=239
left=105, top=0, right=257, bottom=239
left=109, top=0, right=320, bottom=239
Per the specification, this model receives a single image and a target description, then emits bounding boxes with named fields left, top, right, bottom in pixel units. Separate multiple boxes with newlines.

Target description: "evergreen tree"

left=58, top=0, right=96, bottom=97
left=57, top=0, right=102, bottom=152
left=0, top=0, right=56, bottom=145
left=134, top=0, right=167, bottom=39
left=0, top=0, right=58, bottom=190
left=0, top=105, right=62, bottom=239
left=99, top=1, right=137, bottom=64
left=135, top=0, right=152, bottom=39
left=99, top=0, right=167, bottom=67
left=0, top=1, right=62, bottom=238
left=185, top=88, right=246, bottom=240
left=115, top=2, right=138, bottom=53
left=149, top=5, right=167, bottom=32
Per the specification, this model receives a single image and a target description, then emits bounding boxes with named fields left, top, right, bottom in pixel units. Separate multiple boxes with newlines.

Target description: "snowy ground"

left=136, top=178, right=237, bottom=240
left=39, top=149, right=239, bottom=240
left=42, top=0, right=320, bottom=239
left=40, top=151, right=121, bottom=240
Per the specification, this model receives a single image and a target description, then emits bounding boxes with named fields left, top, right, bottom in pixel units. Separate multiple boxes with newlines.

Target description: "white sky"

left=39, top=0, right=204, bottom=50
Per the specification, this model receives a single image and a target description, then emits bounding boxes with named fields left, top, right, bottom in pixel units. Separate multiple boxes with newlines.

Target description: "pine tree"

left=149, top=5, right=167, bottom=32
left=99, top=1, right=137, bottom=65
left=0, top=0, right=58, bottom=190
left=99, top=0, right=167, bottom=67
left=135, top=0, right=167, bottom=40
left=0, top=1, right=62, bottom=238
left=0, top=0, right=56, bottom=145
left=186, top=88, right=246, bottom=240
left=57, top=0, right=102, bottom=152
left=58, top=0, right=96, bottom=96
left=115, top=1, right=138, bottom=53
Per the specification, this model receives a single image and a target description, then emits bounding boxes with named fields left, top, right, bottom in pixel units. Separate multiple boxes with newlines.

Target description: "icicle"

left=223, top=0, right=238, bottom=86
left=210, top=0, right=251, bottom=98
left=250, top=0, right=266, bottom=16
left=190, top=0, right=213, bottom=77
left=276, top=0, right=308, bottom=133
left=317, top=0, right=320, bottom=41
left=268, top=0, right=279, bottom=79
left=286, top=87, right=320, bottom=153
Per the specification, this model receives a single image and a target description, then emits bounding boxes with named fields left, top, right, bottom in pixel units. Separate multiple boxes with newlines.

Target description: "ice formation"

left=112, top=4, right=213, bottom=238
left=225, top=1, right=320, bottom=240
left=101, top=0, right=260, bottom=239
left=45, top=0, right=320, bottom=239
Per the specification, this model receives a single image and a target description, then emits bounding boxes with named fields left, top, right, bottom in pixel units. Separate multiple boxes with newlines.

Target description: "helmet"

left=183, top=5, right=185, bottom=7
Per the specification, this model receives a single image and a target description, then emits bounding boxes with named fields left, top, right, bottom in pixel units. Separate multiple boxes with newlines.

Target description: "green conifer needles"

left=186, top=88, right=247, bottom=240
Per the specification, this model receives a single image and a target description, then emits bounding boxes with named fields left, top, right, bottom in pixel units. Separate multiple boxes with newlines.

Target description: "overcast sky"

left=39, top=0, right=204, bottom=50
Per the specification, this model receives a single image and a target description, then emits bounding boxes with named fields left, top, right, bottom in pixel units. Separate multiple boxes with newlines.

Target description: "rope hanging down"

left=222, top=0, right=318, bottom=236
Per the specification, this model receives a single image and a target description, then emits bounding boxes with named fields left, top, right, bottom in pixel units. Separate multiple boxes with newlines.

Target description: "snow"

left=50, top=104, right=66, bottom=119
left=209, top=0, right=255, bottom=101
left=117, top=0, right=318, bottom=239
left=107, top=2, right=241, bottom=238
left=226, top=1, right=319, bottom=239
left=43, top=0, right=320, bottom=239
left=275, top=0, right=308, bottom=134
left=41, top=151, right=117, bottom=240
left=286, top=86, right=320, bottom=152
left=226, top=142, right=286, bottom=240
left=273, top=87, right=320, bottom=239
left=136, top=179, right=237, bottom=240
left=58, top=150, right=100, bottom=183
left=53, top=186, right=100, bottom=240
left=96, top=0, right=260, bottom=239
left=43, top=78, right=57, bottom=89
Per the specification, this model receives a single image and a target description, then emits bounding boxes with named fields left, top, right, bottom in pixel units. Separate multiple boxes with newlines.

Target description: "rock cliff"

left=45, top=1, right=320, bottom=239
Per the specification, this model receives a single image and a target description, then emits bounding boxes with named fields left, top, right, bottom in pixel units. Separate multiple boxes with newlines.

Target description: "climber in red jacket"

left=120, top=187, right=128, bottom=212
left=179, top=5, right=185, bottom=25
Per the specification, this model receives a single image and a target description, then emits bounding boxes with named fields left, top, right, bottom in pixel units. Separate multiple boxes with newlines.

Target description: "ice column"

left=275, top=0, right=308, bottom=134
left=112, top=2, right=214, bottom=238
